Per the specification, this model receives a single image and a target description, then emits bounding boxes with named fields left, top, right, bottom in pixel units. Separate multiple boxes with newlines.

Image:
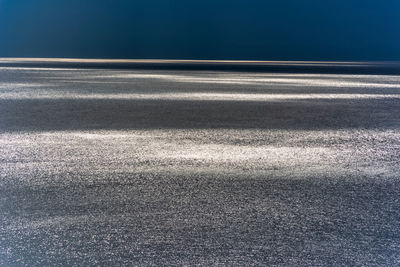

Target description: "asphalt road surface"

left=1, top=60, right=400, bottom=266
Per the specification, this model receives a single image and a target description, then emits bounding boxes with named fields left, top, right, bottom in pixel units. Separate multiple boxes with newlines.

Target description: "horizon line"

left=1, top=57, right=400, bottom=65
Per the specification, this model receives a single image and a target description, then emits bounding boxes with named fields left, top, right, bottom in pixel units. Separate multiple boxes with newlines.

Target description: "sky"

left=0, top=0, right=400, bottom=61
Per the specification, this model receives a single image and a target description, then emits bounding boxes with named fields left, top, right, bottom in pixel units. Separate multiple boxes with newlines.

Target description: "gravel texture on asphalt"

left=1, top=61, right=400, bottom=266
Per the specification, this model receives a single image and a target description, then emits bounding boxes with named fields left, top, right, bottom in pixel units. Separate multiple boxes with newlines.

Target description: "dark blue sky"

left=1, top=0, right=399, bottom=60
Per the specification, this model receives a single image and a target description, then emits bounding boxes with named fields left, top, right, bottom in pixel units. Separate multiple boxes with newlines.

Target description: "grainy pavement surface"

left=1, top=60, right=400, bottom=266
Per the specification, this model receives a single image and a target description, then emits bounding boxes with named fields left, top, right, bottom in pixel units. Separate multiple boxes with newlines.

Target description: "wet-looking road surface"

left=1, top=59, right=400, bottom=266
